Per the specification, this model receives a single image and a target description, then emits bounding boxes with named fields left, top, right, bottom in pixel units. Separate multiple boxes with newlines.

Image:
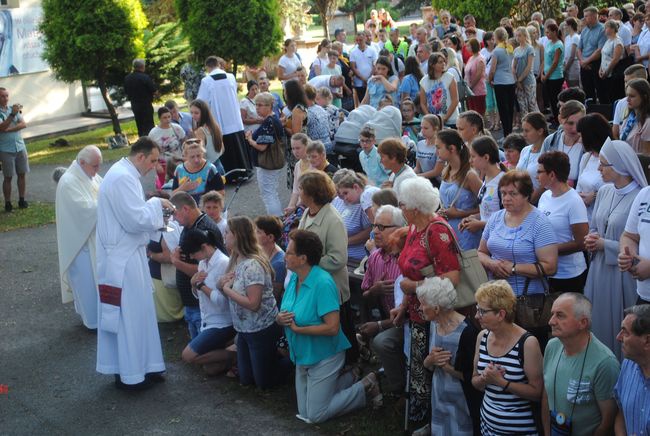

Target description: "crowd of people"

left=51, top=3, right=650, bottom=436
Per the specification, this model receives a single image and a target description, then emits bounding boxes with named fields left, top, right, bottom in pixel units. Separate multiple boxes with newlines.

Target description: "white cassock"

left=196, top=67, right=243, bottom=135
left=95, top=157, right=165, bottom=384
left=55, top=160, right=102, bottom=329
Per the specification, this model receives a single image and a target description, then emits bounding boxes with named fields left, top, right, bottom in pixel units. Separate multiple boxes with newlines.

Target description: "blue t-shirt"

left=416, top=139, right=438, bottom=173
left=332, top=197, right=372, bottom=261
left=514, top=45, right=535, bottom=86
left=359, top=146, right=390, bottom=186
left=281, top=266, right=350, bottom=366
left=398, top=74, right=420, bottom=102
left=270, top=250, right=287, bottom=288
left=482, top=208, right=556, bottom=295
left=367, top=75, right=398, bottom=108
left=544, top=40, right=564, bottom=79
left=172, top=161, right=224, bottom=204
left=492, top=47, right=516, bottom=85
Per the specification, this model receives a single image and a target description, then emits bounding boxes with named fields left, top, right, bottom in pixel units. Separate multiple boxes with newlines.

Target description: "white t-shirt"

left=308, top=75, right=333, bottom=91
left=360, top=185, right=381, bottom=211
left=613, top=97, right=628, bottom=130
left=479, top=172, right=505, bottom=222
left=350, top=45, right=378, bottom=87
left=538, top=188, right=588, bottom=279
left=389, top=165, right=417, bottom=197
left=575, top=153, right=604, bottom=223
left=278, top=54, right=303, bottom=79
left=637, top=28, right=650, bottom=68
left=197, top=249, right=233, bottom=330
left=517, top=145, right=542, bottom=189
left=625, top=186, right=650, bottom=300
left=148, top=124, right=186, bottom=159
left=239, top=97, right=260, bottom=133
left=557, top=137, right=585, bottom=183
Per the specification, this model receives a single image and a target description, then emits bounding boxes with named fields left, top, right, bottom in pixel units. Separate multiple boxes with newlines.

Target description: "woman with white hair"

left=392, top=176, right=461, bottom=433
left=584, top=138, right=647, bottom=359
left=417, top=277, right=481, bottom=435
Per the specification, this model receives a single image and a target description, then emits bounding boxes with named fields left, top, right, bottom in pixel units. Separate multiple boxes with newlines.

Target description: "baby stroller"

left=333, top=105, right=403, bottom=173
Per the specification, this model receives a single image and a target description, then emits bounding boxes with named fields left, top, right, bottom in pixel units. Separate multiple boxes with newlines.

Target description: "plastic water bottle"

left=402, top=133, right=415, bottom=152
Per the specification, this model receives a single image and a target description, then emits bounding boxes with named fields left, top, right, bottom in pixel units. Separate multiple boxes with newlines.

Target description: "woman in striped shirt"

left=471, top=280, right=544, bottom=435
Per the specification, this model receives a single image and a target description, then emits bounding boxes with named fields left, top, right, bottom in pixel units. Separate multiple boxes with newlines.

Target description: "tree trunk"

left=321, top=12, right=330, bottom=40
left=97, top=77, right=122, bottom=135
left=232, top=61, right=238, bottom=80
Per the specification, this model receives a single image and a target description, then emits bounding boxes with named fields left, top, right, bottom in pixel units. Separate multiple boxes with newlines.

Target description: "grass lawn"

left=27, top=120, right=138, bottom=165
left=0, top=202, right=55, bottom=232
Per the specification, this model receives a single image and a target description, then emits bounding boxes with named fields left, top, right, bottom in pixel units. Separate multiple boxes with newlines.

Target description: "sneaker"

left=4, top=202, right=12, bottom=212
left=18, top=199, right=28, bottom=209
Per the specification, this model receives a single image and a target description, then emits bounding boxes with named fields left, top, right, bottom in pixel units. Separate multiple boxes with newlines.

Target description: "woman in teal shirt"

left=277, top=230, right=382, bottom=423
left=542, top=23, right=565, bottom=124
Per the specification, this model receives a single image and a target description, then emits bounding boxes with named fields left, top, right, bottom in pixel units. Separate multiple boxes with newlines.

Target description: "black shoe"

left=114, top=375, right=153, bottom=391
left=18, top=199, right=28, bottom=209
left=145, top=371, right=165, bottom=383
left=4, top=202, right=12, bottom=212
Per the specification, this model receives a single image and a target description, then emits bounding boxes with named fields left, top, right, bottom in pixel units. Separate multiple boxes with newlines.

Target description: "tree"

left=312, top=0, right=343, bottom=39
left=143, top=22, right=192, bottom=96
left=40, top=0, right=147, bottom=135
left=175, top=0, right=283, bottom=75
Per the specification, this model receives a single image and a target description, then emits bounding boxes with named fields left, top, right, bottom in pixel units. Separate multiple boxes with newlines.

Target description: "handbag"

left=515, top=262, right=557, bottom=329
left=257, top=118, right=286, bottom=170
left=420, top=220, right=488, bottom=309
left=451, top=67, right=475, bottom=102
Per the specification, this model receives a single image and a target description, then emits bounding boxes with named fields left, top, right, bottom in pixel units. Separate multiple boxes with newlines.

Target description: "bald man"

left=55, top=146, right=103, bottom=329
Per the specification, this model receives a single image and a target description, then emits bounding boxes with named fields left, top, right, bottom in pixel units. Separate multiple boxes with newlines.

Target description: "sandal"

left=362, top=372, right=383, bottom=409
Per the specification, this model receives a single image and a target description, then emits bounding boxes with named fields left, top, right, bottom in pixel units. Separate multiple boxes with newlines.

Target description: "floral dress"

left=398, top=216, right=460, bottom=426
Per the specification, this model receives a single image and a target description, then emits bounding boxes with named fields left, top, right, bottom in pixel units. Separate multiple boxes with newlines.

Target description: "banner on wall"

left=0, top=7, right=48, bottom=78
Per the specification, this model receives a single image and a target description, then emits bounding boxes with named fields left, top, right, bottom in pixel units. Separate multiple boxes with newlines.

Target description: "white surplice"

left=95, top=157, right=165, bottom=384
left=55, top=160, right=102, bottom=329
left=196, top=68, right=243, bottom=135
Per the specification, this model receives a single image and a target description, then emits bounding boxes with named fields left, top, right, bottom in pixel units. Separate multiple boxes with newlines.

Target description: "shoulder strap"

left=517, top=332, right=533, bottom=368
left=449, top=173, right=468, bottom=209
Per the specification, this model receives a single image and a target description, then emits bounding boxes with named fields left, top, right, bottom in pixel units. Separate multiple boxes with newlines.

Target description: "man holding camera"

left=0, top=87, right=28, bottom=212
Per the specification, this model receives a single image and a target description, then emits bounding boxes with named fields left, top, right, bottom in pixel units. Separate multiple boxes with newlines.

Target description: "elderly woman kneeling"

left=277, top=230, right=381, bottom=424
left=417, top=277, right=482, bottom=435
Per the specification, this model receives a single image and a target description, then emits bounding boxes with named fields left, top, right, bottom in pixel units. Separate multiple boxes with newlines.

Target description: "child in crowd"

left=415, top=114, right=444, bottom=185
left=401, top=99, right=421, bottom=143
left=358, top=126, right=390, bottom=186
left=502, top=133, right=527, bottom=169
left=315, top=87, right=345, bottom=145
left=200, top=191, right=227, bottom=236
left=321, top=50, right=344, bottom=107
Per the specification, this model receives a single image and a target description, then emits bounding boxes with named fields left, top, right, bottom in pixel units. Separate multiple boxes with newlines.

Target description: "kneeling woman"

left=277, top=229, right=381, bottom=424
left=181, top=229, right=235, bottom=375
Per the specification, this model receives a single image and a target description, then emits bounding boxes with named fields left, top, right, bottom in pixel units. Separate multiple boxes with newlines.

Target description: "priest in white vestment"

left=95, top=137, right=174, bottom=388
left=55, top=146, right=103, bottom=329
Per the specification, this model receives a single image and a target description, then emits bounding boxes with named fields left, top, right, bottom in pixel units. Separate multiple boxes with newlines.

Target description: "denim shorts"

left=189, top=325, right=236, bottom=355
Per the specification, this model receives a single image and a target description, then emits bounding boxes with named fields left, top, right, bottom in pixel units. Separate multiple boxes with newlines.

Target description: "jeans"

left=184, top=306, right=201, bottom=340
left=255, top=167, right=283, bottom=216
left=493, top=84, right=516, bottom=136
left=237, top=323, right=286, bottom=389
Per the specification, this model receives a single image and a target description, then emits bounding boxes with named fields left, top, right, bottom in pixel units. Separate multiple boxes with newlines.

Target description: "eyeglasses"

left=255, top=103, right=270, bottom=107
left=598, top=161, right=614, bottom=168
left=476, top=305, right=498, bottom=317
left=359, top=138, right=374, bottom=144
left=372, top=224, right=397, bottom=231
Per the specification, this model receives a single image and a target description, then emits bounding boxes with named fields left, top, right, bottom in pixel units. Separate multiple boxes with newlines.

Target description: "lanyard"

left=553, top=336, right=591, bottom=421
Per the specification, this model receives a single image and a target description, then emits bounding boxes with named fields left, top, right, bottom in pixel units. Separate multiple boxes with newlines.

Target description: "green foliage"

left=143, top=22, right=192, bottom=95
left=143, top=0, right=177, bottom=26
left=279, top=0, right=312, bottom=36
left=40, top=0, right=148, bottom=85
left=432, top=0, right=518, bottom=30
left=176, top=0, right=283, bottom=71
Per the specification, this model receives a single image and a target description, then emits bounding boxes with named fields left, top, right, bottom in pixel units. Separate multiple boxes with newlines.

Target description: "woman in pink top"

left=464, top=38, right=487, bottom=115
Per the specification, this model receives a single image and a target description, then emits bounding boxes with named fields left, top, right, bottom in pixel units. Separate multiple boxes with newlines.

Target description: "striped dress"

left=477, top=331, right=538, bottom=435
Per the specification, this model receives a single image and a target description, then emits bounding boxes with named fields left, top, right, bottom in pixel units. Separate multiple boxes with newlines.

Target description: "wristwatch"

left=511, top=264, right=516, bottom=275
left=195, top=281, right=206, bottom=290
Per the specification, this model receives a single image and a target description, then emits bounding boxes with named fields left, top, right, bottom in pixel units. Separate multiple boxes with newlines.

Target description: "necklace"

left=604, top=189, right=631, bottom=234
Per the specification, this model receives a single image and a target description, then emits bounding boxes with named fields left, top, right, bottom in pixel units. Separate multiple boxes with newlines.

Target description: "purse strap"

left=522, top=262, right=549, bottom=297
left=448, top=173, right=468, bottom=210
left=422, top=219, right=463, bottom=268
